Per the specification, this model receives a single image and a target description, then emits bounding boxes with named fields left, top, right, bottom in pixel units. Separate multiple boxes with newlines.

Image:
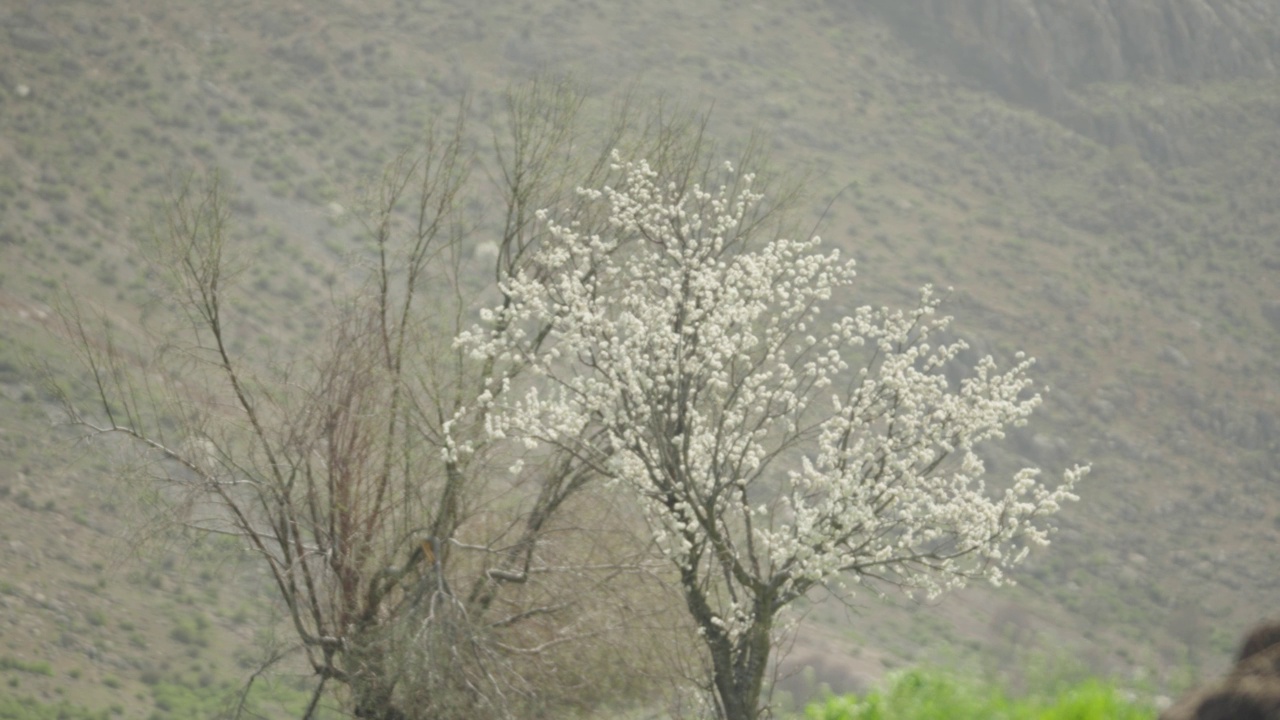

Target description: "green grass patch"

left=800, top=668, right=1156, bottom=720
left=0, top=658, right=52, bottom=677
left=0, top=695, right=110, bottom=720
left=146, top=677, right=341, bottom=720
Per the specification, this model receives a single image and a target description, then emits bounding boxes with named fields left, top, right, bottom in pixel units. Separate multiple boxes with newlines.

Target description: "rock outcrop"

left=1162, top=621, right=1280, bottom=720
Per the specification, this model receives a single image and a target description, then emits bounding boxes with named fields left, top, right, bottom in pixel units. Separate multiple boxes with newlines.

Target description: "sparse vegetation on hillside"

left=1, top=0, right=1277, bottom=716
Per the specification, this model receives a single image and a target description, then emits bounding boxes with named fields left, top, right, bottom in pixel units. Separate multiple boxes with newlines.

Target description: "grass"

left=0, top=696, right=111, bottom=720
left=145, top=677, right=343, bottom=720
left=801, top=668, right=1157, bottom=720
left=0, top=675, right=334, bottom=720
left=0, top=658, right=52, bottom=677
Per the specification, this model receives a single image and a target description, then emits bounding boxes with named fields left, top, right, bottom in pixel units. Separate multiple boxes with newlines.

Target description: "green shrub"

left=0, top=656, right=53, bottom=676
left=800, top=668, right=1156, bottom=720
left=168, top=614, right=210, bottom=647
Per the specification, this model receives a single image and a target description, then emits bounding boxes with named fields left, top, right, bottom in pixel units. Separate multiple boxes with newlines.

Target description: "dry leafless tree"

left=52, top=79, right=711, bottom=720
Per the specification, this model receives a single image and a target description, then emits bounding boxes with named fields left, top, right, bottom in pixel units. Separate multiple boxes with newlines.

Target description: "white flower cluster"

left=458, top=152, right=1084, bottom=638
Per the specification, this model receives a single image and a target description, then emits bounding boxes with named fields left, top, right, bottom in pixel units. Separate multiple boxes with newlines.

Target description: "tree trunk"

left=701, top=620, right=768, bottom=712
left=352, top=695, right=406, bottom=720
left=347, top=633, right=407, bottom=720
left=710, top=613, right=773, bottom=720
left=683, top=569, right=775, bottom=720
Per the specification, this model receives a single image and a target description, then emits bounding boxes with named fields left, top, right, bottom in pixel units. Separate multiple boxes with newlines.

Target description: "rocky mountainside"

left=879, top=0, right=1280, bottom=94
left=875, top=0, right=1280, bottom=162
left=1, top=0, right=1278, bottom=716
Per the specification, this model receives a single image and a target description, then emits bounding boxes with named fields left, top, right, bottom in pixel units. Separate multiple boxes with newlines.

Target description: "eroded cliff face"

left=886, top=0, right=1279, bottom=93
left=872, top=0, right=1280, bottom=160
left=965, top=1, right=1268, bottom=83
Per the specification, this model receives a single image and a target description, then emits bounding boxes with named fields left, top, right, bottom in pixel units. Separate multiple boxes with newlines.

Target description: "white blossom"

left=455, top=150, right=1085, bottom=710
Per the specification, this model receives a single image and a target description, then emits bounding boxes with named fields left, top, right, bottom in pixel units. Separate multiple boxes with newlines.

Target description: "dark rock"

left=1162, top=621, right=1280, bottom=720
left=1261, top=301, right=1280, bottom=333
left=9, top=27, right=56, bottom=53
left=1160, top=346, right=1192, bottom=369
left=1238, top=623, right=1280, bottom=665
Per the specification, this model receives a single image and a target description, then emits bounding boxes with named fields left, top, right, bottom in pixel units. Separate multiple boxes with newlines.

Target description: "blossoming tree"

left=459, top=153, right=1086, bottom=720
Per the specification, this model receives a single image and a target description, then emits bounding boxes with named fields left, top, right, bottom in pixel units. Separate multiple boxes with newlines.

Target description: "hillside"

left=1, top=0, right=1278, bottom=716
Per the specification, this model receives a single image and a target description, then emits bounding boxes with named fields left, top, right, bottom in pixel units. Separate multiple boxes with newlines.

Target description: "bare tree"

left=52, top=81, right=696, bottom=719
left=461, top=150, right=1088, bottom=720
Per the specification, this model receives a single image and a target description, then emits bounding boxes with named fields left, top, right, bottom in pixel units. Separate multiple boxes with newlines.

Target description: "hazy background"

left=1, top=0, right=1278, bottom=716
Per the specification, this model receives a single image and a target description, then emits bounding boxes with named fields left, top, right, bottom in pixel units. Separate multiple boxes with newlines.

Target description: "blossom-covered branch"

left=459, top=151, right=1086, bottom=720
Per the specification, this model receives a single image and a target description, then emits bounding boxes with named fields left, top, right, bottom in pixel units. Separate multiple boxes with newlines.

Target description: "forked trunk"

left=710, top=615, right=773, bottom=720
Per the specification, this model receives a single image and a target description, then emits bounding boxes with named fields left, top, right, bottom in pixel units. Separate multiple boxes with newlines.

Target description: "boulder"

left=1162, top=621, right=1280, bottom=720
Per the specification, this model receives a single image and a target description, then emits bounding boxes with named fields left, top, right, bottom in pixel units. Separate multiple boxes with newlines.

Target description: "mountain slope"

left=1, top=0, right=1278, bottom=714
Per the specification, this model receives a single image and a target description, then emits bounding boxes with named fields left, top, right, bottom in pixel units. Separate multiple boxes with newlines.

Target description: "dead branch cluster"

left=52, top=79, right=713, bottom=720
